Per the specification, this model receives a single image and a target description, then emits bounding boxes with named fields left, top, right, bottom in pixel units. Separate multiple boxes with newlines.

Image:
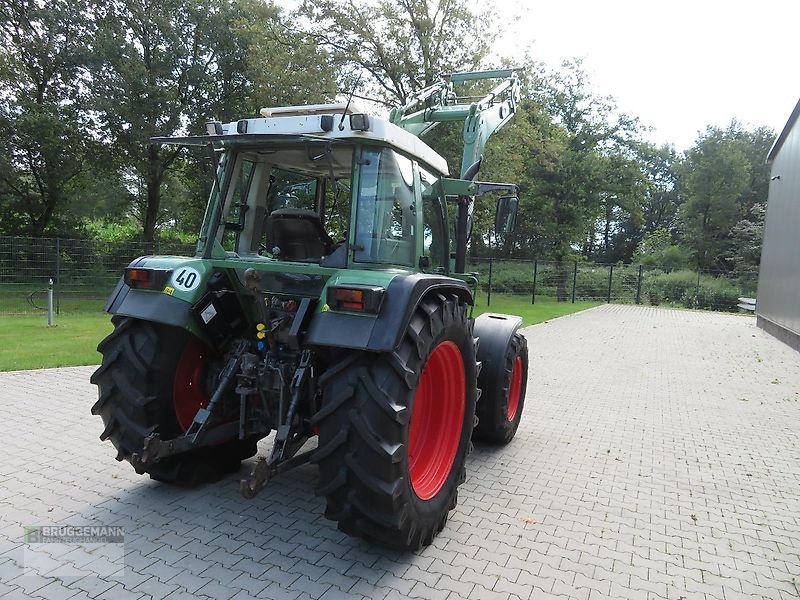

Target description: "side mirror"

left=495, top=195, right=519, bottom=234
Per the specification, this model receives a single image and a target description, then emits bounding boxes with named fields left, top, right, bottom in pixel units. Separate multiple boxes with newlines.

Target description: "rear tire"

left=473, top=332, right=528, bottom=444
left=90, top=315, right=258, bottom=485
left=312, top=294, right=477, bottom=550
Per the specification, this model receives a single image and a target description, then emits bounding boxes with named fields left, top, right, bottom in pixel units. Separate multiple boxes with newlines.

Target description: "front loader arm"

left=389, top=68, right=522, bottom=177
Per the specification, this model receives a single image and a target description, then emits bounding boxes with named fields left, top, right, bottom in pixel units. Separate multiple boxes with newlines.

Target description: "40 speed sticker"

left=170, top=267, right=202, bottom=292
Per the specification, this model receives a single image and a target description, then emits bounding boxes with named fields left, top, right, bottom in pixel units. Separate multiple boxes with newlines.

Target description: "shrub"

left=681, top=277, right=739, bottom=312
left=643, top=270, right=697, bottom=304
left=638, top=245, right=689, bottom=272
left=469, top=260, right=534, bottom=294
left=575, top=266, right=614, bottom=300
left=644, top=269, right=740, bottom=311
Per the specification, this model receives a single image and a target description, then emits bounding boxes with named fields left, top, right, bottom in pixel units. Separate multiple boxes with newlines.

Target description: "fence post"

left=607, top=264, right=613, bottom=303
left=47, top=278, right=54, bottom=326
left=55, top=237, right=61, bottom=315
left=695, top=271, right=701, bottom=308
left=531, top=261, right=537, bottom=305
left=487, top=257, right=493, bottom=307
left=571, top=262, right=578, bottom=304
left=636, top=264, right=643, bottom=304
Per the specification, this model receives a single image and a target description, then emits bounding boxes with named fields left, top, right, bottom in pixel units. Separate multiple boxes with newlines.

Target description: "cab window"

left=420, top=166, right=447, bottom=273
left=353, top=147, right=416, bottom=266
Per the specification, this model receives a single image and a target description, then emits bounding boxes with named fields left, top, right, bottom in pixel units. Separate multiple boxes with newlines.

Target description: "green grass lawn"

left=0, top=313, right=113, bottom=371
left=0, top=284, right=107, bottom=315
left=0, top=295, right=599, bottom=372
left=473, top=295, right=600, bottom=326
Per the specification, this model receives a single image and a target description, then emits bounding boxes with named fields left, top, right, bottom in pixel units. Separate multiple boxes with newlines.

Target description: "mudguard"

left=104, top=277, right=195, bottom=331
left=474, top=312, right=523, bottom=404
left=306, top=272, right=473, bottom=353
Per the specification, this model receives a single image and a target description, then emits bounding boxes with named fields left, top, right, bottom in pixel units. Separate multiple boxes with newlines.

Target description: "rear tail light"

left=327, top=285, right=385, bottom=313
left=124, top=268, right=172, bottom=290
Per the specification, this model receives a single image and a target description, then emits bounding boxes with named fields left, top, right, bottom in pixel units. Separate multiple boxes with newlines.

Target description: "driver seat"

left=267, top=208, right=334, bottom=260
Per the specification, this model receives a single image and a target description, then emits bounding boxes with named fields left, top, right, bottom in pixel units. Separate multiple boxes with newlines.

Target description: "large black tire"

left=473, top=332, right=528, bottom=444
left=90, top=315, right=258, bottom=485
left=312, top=293, right=477, bottom=550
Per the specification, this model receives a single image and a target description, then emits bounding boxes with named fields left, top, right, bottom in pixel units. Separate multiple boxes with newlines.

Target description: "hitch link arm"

left=240, top=350, right=314, bottom=499
left=186, top=339, right=249, bottom=442
left=130, top=340, right=249, bottom=470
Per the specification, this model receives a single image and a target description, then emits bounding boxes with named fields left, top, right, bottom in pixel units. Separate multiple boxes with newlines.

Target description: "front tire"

left=90, top=316, right=258, bottom=485
left=312, top=294, right=477, bottom=550
left=473, top=331, right=528, bottom=444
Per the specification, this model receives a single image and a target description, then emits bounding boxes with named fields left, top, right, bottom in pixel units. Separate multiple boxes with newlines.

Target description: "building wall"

left=757, top=103, right=800, bottom=347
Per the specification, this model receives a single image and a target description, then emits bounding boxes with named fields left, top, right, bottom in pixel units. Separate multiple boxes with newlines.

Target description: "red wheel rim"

left=507, top=356, right=523, bottom=422
left=408, top=341, right=465, bottom=501
left=173, top=338, right=211, bottom=431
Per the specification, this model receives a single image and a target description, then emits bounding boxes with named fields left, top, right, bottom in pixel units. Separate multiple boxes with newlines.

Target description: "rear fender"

left=474, top=313, right=523, bottom=402
left=104, top=258, right=243, bottom=344
left=306, top=273, right=473, bottom=353
left=104, top=277, right=198, bottom=333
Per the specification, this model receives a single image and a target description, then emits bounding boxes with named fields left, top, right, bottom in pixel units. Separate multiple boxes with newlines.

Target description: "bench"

left=737, top=297, right=756, bottom=312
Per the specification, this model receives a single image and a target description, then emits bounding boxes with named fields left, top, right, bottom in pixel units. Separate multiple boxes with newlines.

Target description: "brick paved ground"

left=1, top=304, right=799, bottom=599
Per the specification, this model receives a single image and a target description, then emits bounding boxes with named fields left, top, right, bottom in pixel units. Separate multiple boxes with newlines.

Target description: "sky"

left=489, top=0, right=800, bottom=151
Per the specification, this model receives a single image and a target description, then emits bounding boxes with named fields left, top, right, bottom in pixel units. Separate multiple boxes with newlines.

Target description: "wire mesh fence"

left=0, top=236, right=759, bottom=316
left=0, top=237, right=195, bottom=316
left=466, top=257, right=759, bottom=312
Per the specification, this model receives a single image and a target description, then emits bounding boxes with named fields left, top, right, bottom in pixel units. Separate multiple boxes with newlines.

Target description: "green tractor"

left=91, top=69, right=529, bottom=550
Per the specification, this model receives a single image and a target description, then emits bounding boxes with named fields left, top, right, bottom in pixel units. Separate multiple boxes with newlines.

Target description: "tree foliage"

left=0, top=0, right=95, bottom=235
left=91, top=0, right=250, bottom=241
left=677, top=123, right=771, bottom=271
left=298, top=0, right=493, bottom=104
left=0, top=0, right=777, bottom=278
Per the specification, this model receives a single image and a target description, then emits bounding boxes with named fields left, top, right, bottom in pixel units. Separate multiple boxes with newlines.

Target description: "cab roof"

left=236, top=108, right=449, bottom=176
left=152, top=105, right=450, bottom=177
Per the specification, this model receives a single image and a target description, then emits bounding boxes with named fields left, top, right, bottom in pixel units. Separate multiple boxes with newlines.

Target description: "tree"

left=727, top=203, right=765, bottom=274
left=588, top=150, right=647, bottom=263
left=735, top=125, right=774, bottom=212
left=722, top=125, right=773, bottom=274
left=634, top=228, right=688, bottom=271
left=0, top=0, right=94, bottom=236
left=478, top=98, right=564, bottom=259
left=636, top=143, right=680, bottom=237
left=165, top=0, right=340, bottom=237
left=678, top=123, right=763, bottom=271
left=91, top=0, right=342, bottom=241
left=91, top=0, right=252, bottom=241
left=299, top=0, right=493, bottom=105
left=492, top=61, right=646, bottom=296
left=678, top=127, right=749, bottom=271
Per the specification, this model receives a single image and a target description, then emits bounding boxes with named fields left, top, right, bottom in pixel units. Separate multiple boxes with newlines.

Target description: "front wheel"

left=473, top=331, right=528, bottom=444
left=312, top=293, right=477, bottom=550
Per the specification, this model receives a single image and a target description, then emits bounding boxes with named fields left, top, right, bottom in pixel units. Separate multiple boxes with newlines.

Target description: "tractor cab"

left=157, top=105, right=453, bottom=274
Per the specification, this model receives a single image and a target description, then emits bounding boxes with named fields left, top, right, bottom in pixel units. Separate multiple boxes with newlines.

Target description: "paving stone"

left=197, top=579, right=239, bottom=600
left=167, top=571, right=213, bottom=594
left=95, top=584, right=145, bottom=600
left=132, top=577, right=181, bottom=600
left=63, top=575, right=117, bottom=598
left=256, top=583, right=302, bottom=600
left=408, top=581, right=450, bottom=600
left=287, top=574, right=331, bottom=599
left=30, top=579, right=80, bottom=600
